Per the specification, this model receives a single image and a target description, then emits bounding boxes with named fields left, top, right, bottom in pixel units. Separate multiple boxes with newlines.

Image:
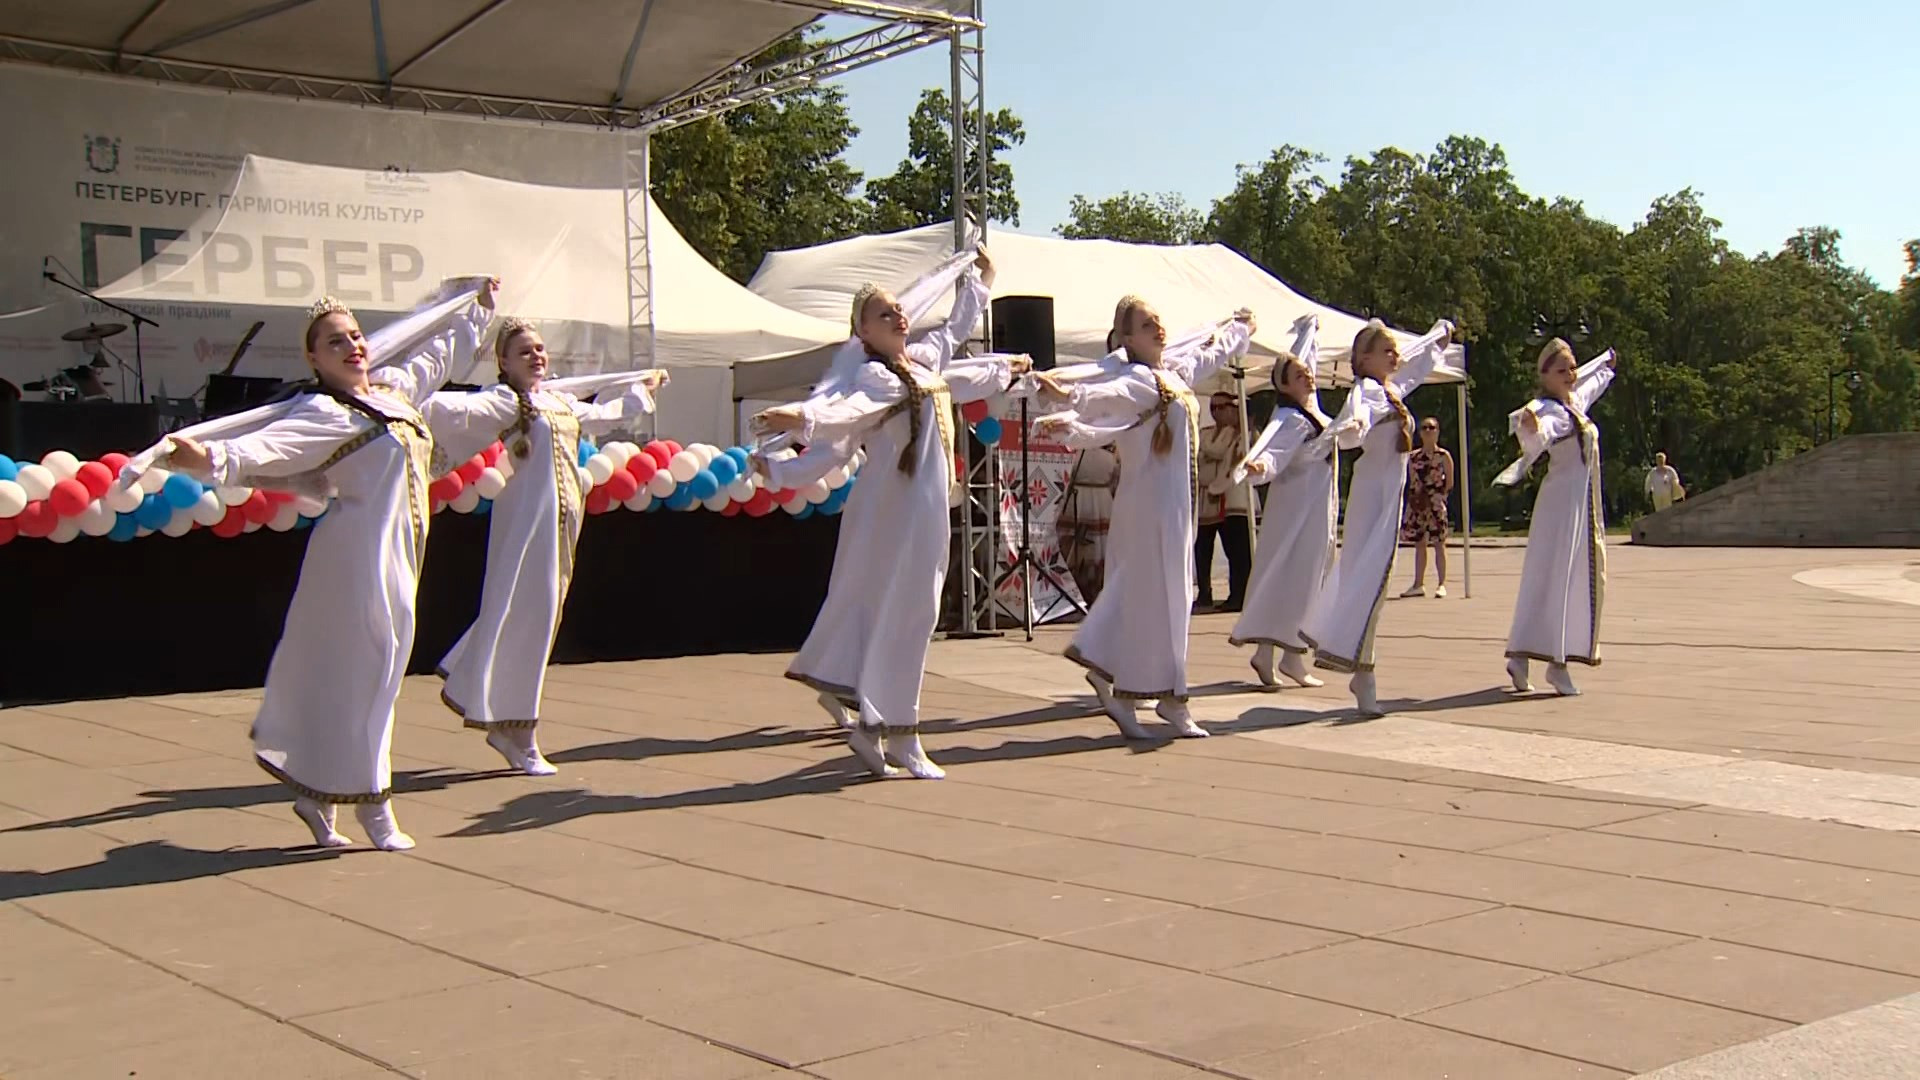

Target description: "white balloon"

left=16, top=463, right=55, bottom=502
left=475, top=467, right=507, bottom=499
left=190, top=490, right=226, bottom=527
left=585, top=454, right=615, bottom=486
left=268, top=502, right=300, bottom=532
left=136, top=526, right=154, bottom=537
left=0, top=479, right=25, bottom=518
left=575, top=465, right=594, bottom=493
left=39, top=450, right=80, bottom=480
left=106, top=484, right=144, bottom=514
left=801, top=479, right=831, bottom=505
left=451, top=485, right=482, bottom=513
left=136, top=466, right=170, bottom=495
left=781, top=495, right=808, bottom=515
left=292, top=494, right=327, bottom=518
left=727, top=477, right=756, bottom=503
left=600, top=442, right=632, bottom=469
left=242, top=519, right=261, bottom=533
left=217, top=485, right=251, bottom=507
left=698, top=443, right=725, bottom=465
left=78, top=500, right=117, bottom=537
left=646, top=470, right=676, bottom=498
left=948, top=483, right=964, bottom=509
left=824, top=465, right=850, bottom=490
left=667, top=451, right=701, bottom=484
left=494, top=452, right=515, bottom=480
left=702, top=492, right=731, bottom=512
left=623, top=490, right=653, bottom=512
left=161, top=509, right=195, bottom=537
left=48, top=517, right=81, bottom=543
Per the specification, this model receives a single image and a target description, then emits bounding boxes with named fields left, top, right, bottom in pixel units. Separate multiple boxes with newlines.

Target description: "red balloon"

left=586, top=487, right=614, bottom=515
left=431, top=473, right=465, bottom=503
left=767, top=488, right=796, bottom=505
left=261, top=489, right=296, bottom=504
left=241, top=490, right=275, bottom=525
left=601, top=468, right=638, bottom=502
left=744, top=490, right=777, bottom=518
left=0, top=516, right=15, bottom=545
left=97, top=452, right=130, bottom=475
left=16, top=501, right=57, bottom=538
left=662, top=440, right=683, bottom=457
left=481, top=442, right=503, bottom=466
left=721, top=501, right=742, bottom=517
left=643, top=441, right=673, bottom=470
left=960, top=399, right=991, bottom=423
left=456, top=458, right=486, bottom=485
left=212, top=508, right=247, bottom=538
left=75, top=461, right=114, bottom=500
left=625, top=453, right=658, bottom=484
left=49, top=478, right=92, bottom=518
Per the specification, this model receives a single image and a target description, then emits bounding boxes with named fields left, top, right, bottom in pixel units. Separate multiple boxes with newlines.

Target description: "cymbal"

left=62, top=322, right=127, bottom=342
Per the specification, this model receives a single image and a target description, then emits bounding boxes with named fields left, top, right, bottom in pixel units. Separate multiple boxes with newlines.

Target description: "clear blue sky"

left=824, top=0, right=1917, bottom=287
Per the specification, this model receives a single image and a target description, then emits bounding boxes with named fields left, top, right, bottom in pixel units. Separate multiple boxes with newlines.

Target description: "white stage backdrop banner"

left=0, top=66, right=629, bottom=404
left=992, top=421, right=1088, bottom=626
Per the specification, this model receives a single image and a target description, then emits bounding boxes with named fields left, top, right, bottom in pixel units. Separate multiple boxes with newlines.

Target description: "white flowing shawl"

left=1493, top=349, right=1615, bottom=487
left=115, top=278, right=492, bottom=493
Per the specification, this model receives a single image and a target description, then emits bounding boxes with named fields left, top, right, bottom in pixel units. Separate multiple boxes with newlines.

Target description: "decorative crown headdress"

left=306, top=295, right=352, bottom=322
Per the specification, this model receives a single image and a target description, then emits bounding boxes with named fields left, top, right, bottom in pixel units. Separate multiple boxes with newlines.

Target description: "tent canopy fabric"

left=739, top=223, right=1467, bottom=401
left=0, top=1, right=974, bottom=124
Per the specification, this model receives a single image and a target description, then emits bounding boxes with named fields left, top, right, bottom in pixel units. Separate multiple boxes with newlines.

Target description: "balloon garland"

left=0, top=439, right=862, bottom=546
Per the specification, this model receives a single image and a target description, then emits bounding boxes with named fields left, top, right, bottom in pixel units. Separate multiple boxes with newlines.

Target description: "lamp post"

left=1827, top=369, right=1862, bottom=443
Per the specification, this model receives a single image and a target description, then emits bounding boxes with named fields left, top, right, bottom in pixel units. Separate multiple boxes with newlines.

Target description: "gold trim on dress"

left=1062, top=643, right=1189, bottom=702
left=255, top=753, right=391, bottom=805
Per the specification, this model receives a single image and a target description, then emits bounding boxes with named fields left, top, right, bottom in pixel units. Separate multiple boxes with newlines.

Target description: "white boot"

left=1279, top=650, right=1325, bottom=688
left=487, top=728, right=558, bottom=776
left=355, top=801, right=416, bottom=852
left=1156, top=699, right=1209, bottom=738
left=1506, top=657, right=1533, bottom=693
left=817, top=692, right=855, bottom=731
left=293, top=796, right=351, bottom=848
left=1086, top=673, right=1149, bottom=739
left=883, top=727, right=946, bottom=780
left=1249, top=644, right=1278, bottom=688
left=1546, top=663, right=1581, bottom=697
left=1351, top=672, right=1384, bottom=718
left=845, top=724, right=905, bottom=778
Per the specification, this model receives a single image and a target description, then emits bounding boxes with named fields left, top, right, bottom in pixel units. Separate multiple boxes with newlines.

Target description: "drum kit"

left=20, top=323, right=128, bottom=401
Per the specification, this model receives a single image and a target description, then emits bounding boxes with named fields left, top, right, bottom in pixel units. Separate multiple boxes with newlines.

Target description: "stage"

left=0, top=511, right=841, bottom=707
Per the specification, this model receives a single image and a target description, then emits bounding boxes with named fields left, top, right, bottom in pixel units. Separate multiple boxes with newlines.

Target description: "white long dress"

left=1299, top=326, right=1449, bottom=674
left=201, top=303, right=489, bottom=802
left=424, top=380, right=656, bottom=729
left=773, top=273, right=1010, bottom=730
left=1047, top=324, right=1253, bottom=700
left=1229, top=399, right=1338, bottom=653
left=1502, top=357, right=1616, bottom=666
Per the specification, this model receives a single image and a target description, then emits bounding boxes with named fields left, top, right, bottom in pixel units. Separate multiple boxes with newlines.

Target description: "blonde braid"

left=492, top=316, right=540, bottom=458
left=873, top=354, right=927, bottom=475
left=1150, top=372, right=1175, bottom=456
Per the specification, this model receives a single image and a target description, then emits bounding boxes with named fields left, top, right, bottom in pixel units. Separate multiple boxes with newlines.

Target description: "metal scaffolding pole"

left=948, top=0, right=997, bottom=636
left=621, top=131, right=658, bottom=442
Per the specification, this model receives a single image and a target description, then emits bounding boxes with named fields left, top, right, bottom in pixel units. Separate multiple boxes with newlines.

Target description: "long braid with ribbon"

left=851, top=283, right=927, bottom=476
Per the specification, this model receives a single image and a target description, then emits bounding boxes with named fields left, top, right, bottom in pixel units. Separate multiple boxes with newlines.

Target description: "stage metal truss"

left=946, top=8, right=996, bottom=635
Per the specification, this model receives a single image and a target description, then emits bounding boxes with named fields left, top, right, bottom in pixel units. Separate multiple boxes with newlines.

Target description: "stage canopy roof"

left=0, top=0, right=977, bottom=129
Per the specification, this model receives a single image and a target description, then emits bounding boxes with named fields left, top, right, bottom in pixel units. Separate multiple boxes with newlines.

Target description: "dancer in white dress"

left=425, top=320, right=668, bottom=775
left=753, top=248, right=1027, bottom=779
left=1496, top=338, right=1618, bottom=696
left=162, top=279, right=497, bottom=850
left=1229, top=316, right=1338, bottom=690
left=1034, top=296, right=1254, bottom=739
left=1298, top=318, right=1453, bottom=717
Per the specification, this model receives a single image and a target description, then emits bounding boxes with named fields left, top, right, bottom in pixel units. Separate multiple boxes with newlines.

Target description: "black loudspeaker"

left=991, top=295, right=1055, bottom=371
left=0, top=401, right=161, bottom=461
left=203, top=374, right=287, bottom=418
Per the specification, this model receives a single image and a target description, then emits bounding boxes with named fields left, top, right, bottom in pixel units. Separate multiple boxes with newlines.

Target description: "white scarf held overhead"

left=116, top=278, right=492, bottom=492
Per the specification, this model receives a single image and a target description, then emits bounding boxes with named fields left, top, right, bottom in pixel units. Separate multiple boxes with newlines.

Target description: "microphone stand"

left=44, top=270, right=156, bottom=403
left=992, top=393, right=1087, bottom=641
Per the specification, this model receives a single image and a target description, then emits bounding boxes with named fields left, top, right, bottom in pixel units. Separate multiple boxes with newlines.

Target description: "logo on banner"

left=84, top=135, right=121, bottom=174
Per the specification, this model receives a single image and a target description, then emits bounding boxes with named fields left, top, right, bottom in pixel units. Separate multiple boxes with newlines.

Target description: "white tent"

left=740, top=223, right=1480, bottom=597
left=4, top=153, right=844, bottom=443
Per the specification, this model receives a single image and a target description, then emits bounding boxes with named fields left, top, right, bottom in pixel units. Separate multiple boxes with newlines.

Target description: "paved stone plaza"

left=4, top=544, right=1919, bottom=1078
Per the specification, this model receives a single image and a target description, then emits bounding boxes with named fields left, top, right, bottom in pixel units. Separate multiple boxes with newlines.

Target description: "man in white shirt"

left=1646, top=452, right=1684, bottom=511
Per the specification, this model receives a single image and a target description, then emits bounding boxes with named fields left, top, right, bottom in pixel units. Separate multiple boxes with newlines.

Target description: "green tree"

left=1057, top=191, right=1205, bottom=244
left=865, top=88, right=1026, bottom=230
left=650, top=31, right=869, bottom=282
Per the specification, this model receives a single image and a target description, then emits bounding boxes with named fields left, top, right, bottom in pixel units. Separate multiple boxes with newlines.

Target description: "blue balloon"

left=134, top=493, right=173, bottom=530
left=688, top=469, right=721, bottom=500
left=161, top=472, right=204, bottom=510
left=974, top=416, right=1003, bottom=446
left=794, top=503, right=815, bottom=520
left=0, top=454, right=16, bottom=482
left=708, top=455, right=739, bottom=487
left=577, top=440, right=597, bottom=468
left=665, top=485, right=697, bottom=511
left=474, top=497, right=492, bottom=516
left=108, top=512, right=139, bottom=542
left=725, top=446, right=752, bottom=473
left=294, top=515, right=315, bottom=531
left=645, top=495, right=663, bottom=512
left=822, top=487, right=849, bottom=513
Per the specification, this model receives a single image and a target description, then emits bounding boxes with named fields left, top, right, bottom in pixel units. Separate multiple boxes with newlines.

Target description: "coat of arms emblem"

left=85, top=135, right=120, bottom=174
